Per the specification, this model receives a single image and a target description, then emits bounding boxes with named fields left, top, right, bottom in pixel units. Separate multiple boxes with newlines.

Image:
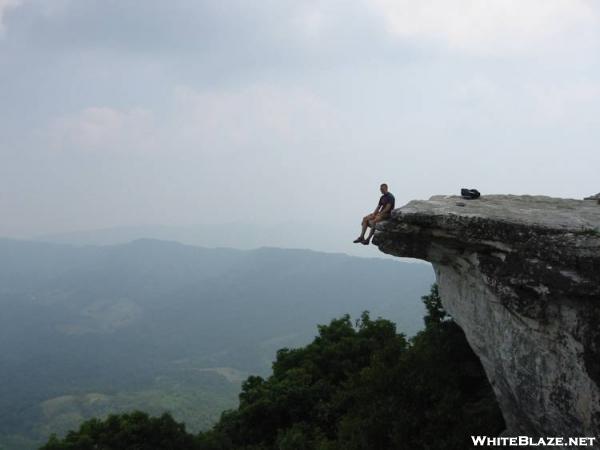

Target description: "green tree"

left=40, top=411, right=197, bottom=450
left=197, top=284, right=504, bottom=450
left=45, top=284, right=505, bottom=450
left=422, top=283, right=448, bottom=327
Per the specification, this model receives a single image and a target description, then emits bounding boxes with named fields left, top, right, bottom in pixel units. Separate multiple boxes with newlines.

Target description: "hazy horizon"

left=19, top=220, right=402, bottom=259
left=2, top=0, right=599, bottom=242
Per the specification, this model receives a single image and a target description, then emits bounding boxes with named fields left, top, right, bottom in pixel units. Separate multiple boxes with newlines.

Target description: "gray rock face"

left=373, top=195, right=600, bottom=438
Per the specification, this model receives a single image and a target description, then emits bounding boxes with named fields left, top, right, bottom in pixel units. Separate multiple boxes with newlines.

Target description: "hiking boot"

left=361, top=239, right=370, bottom=245
left=353, top=237, right=365, bottom=243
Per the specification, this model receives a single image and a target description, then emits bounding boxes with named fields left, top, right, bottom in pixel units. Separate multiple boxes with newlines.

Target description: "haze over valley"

left=0, top=237, right=433, bottom=449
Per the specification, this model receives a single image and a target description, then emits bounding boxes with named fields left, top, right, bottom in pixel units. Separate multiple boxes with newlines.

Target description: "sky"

left=1, top=0, right=600, bottom=246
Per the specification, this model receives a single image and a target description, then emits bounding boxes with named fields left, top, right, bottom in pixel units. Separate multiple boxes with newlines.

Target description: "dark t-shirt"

left=379, top=192, right=395, bottom=214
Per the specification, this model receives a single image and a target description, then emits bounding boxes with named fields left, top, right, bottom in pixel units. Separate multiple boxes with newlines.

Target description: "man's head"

left=380, top=183, right=388, bottom=194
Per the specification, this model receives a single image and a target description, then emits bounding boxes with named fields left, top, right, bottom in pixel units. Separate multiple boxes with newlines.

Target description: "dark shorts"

left=365, top=211, right=390, bottom=226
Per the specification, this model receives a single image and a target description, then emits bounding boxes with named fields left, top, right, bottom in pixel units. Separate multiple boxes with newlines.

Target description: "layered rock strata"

left=373, top=195, right=600, bottom=438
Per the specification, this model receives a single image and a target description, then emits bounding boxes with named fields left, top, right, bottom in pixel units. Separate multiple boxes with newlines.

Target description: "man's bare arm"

left=373, top=203, right=381, bottom=215
left=381, top=203, right=392, bottom=214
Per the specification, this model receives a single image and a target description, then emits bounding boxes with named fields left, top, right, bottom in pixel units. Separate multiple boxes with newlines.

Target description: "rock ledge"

left=373, top=194, right=600, bottom=437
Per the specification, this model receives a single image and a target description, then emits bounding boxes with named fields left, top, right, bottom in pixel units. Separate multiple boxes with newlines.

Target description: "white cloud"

left=292, top=4, right=326, bottom=41
left=171, top=84, right=339, bottom=151
left=47, top=85, right=341, bottom=156
left=529, top=82, right=600, bottom=123
left=0, top=0, right=21, bottom=34
left=40, top=85, right=346, bottom=228
left=450, top=76, right=600, bottom=125
left=369, top=0, right=600, bottom=55
left=49, top=107, right=158, bottom=152
left=451, top=77, right=502, bottom=105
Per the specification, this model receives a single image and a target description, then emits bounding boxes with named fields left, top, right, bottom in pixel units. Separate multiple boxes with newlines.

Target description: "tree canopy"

left=41, top=284, right=504, bottom=450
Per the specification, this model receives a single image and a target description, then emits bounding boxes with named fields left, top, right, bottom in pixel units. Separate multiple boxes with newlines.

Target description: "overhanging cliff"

left=373, top=194, right=600, bottom=437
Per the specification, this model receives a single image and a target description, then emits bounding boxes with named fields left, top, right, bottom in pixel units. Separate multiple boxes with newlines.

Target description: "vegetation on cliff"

left=41, top=285, right=504, bottom=450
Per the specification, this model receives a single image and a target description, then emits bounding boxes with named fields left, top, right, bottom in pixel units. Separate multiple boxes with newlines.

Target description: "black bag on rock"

left=461, top=188, right=481, bottom=200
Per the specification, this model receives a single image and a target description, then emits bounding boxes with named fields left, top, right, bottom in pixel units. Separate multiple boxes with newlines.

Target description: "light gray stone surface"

left=373, top=195, right=600, bottom=440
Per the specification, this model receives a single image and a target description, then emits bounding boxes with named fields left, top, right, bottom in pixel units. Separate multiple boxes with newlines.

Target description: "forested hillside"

left=41, top=285, right=504, bottom=449
left=0, top=238, right=433, bottom=449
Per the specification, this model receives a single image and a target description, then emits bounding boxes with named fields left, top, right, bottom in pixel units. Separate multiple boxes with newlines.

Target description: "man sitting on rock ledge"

left=353, top=183, right=395, bottom=245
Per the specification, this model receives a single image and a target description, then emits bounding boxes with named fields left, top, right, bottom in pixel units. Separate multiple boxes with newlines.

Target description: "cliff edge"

left=373, top=194, right=600, bottom=437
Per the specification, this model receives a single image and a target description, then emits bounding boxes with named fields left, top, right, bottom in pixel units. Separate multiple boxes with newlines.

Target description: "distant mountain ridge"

left=0, top=238, right=433, bottom=450
left=30, top=222, right=399, bottom=258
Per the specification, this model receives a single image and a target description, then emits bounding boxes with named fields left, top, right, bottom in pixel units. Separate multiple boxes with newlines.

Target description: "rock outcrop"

left=373, top=195, right=600, bottom=438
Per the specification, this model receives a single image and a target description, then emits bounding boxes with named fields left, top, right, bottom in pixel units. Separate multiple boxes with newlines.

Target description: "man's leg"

left=354, top=214, right=374, bottom=243
left=363, top=213, right=384, bottom=244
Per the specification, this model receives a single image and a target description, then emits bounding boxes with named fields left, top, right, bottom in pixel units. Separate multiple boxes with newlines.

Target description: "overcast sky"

left=1, top=0, right=600, bottom=241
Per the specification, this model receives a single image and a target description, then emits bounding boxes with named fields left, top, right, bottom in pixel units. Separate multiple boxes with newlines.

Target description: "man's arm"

left=381, top=202, right=392, bottom=214
left=373, top=202, right=381, bottom=215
